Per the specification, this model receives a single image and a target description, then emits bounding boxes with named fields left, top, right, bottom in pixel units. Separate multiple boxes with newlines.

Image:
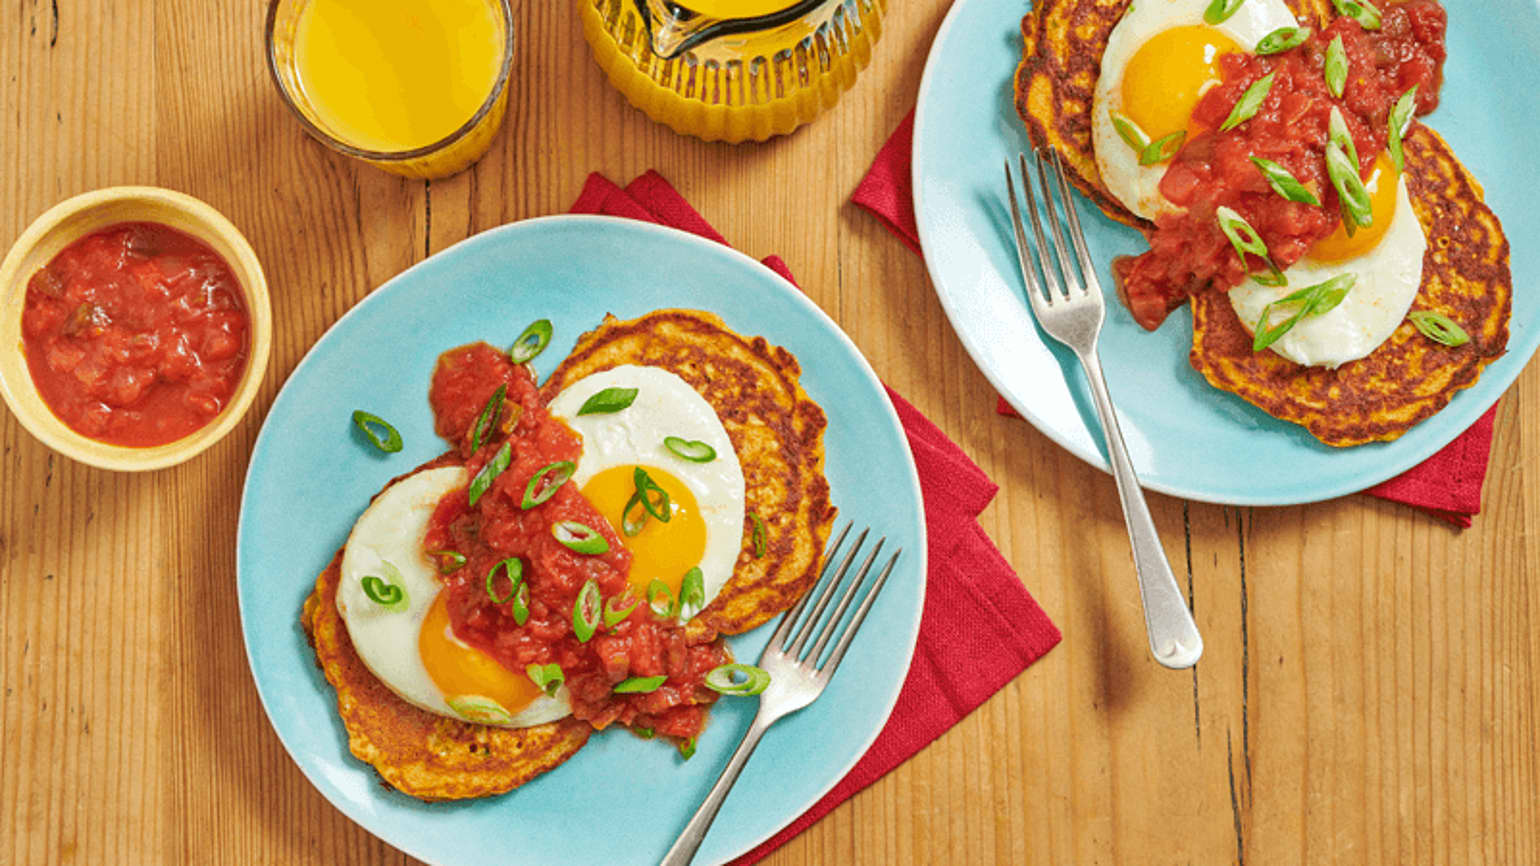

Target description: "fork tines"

left=1003, top=148, right=1103, bottom=309
left=766, top=521, right=901, bottom=677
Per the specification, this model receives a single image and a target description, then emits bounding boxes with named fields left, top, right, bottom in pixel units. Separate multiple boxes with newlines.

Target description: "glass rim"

left=263, top=0, right=515, bottom=163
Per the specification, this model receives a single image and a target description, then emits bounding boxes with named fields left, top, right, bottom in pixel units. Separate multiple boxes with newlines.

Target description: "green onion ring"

left=1203, top=0, right=1245, bottom=24
left=510, top=580, right=530, bottom=626
left=360, top=574, right=406, bottom=610
left=749, top=513, right=767, bottom=558
left=1325, top=141, right=1373, bottom=230
left=509, top=319, right=553, bottom=365
left=663, top=436, right=717, bottom=463
left=1255, top=25, right=1310, bottom=55
left=551, top=520, right=610, bottom=555
left=634, top=726, right=655, bottom=739
left=1331, top=0, right=1381, bottom=29
left=572, top=579, right=602, bottom=642
left=612, top=675, right=667, bottom=694
left=521, top=460, right=576, bottom=510
left=445, top=695, right=513, bottom=725
left=1407, top=310, right=1470, bottom=347
left=1219, top=71, right=1275, bottom=132
left=621, top=492, right=649, bottom=537
left=704, top=663, right=772, bottom=697
left=1215, top=206, right=1284, bottom=286
left=1387, top=86, right=1418, bottom=173
left=1328, top=107, right=1360, bottom=175
left=426, top=549, right=467, bottom=574
left=351, top=410, right=403, bottom=453
left=525, top=663, right=564, bottom=697
left=604, top=592, right=641, bottom=628
left=485, top=558, right=522, bottom=604
left=576, top=386, right=639, bottom=416
left=1138, top=130, right=1186, bottom=166
left=647, top=579, right=676, bottom=619
left=469, top=441, right=512, bottom=507
left=1108, top=109, right=1149, bottom=154
left=1324, top=35, right=1348, bottom=99
left=632, top=467, right=672, bottom=523
left=678, top=737, right=696, bottom=760
left=469, top=384, right=506, bottom=453
left=1252, top=273, right=1357, bottom=353
left=1250, top=157, right=1320, bottom=206
left=678, top=567, right=705, bottom=619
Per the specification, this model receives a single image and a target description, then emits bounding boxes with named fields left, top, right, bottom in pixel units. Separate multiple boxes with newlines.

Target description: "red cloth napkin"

left=854, top=111, right=1498, bottom=527
left=571, top=172, right=1062, bottom=864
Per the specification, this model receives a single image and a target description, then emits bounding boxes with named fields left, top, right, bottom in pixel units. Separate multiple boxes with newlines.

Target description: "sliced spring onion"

left=1255, top=25, right=1310, bottom=55
left=1252, top=273, right=1357, bottom=352
left=552, top=521, right=610, bottom=555
left=634, top=726, right=655, bottom=739
left=749, top=513, right=767, bottom=559
left=1407, top=311, right=1470, bottom=347
left=469, top=384, right=507, bottom=454
left=678, top=737, right=696, bottom=760
left=1387, top=85, right=1419, bottom=173
left=621, top=492, right=649, bottom=537
left=576, top=387, right=638, bottom=416
left=1250, top=157, right=1320, bottom=206
left=604, top=592, right=641, bottom=628
left=678, top=567, right=705, bottom=620
left=613, top=675, right=667, bottom=694
left=360, top=561, right=408, bottom=612
left=705, top=663, right=772, bottom=697
left=647, top=579, right=677, bottom=619
left=427, top=550, right=467, bottom=574
left=1220, top=71, right=1275, bottom=132
left=1203, top=0, right=1245, bottom=24
left=521, top=460, right=576, bottom=510
left=509, top=319, right=553, bottom=365
left=1325, top=141, right=1373, bottom=231
left=1328, top=107, right=1360, bottom=177
left=1108, top=109, right=1150, bottom=153
left=1215, top=206, right=1285, bottom=287
left=1331, top=0, right=1381, bottom=29
left=352, top=410, right=403, bottom=453
left=1324, top=35, right=1348, bottom=99
left=510, top=580, right=530, bottom=626
left=663, top=436, right=717, bottom=463
left=525, top=663, right=564, bottom=697
left=573, top=579, right=602, bottom=642
left=485, top=557, right=523, bottom=604
left=1139, top=130, right=1186, bottom=166
left=445, top=695, right=513, bottom=725
left=632, top=467, right=672, bottom=523
left=468, top=440, right=512, bottom=507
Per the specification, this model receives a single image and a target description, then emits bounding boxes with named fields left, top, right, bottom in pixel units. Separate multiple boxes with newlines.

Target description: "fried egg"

left=547, top=365, right=745, bottom=619
left=1092, top=0, right=1298, bottom=219
left=337, top=466, right=573, bottom=727
left=1228, top=152, right=1428, bottom=367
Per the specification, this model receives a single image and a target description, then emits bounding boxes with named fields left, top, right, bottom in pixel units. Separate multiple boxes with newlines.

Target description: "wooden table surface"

left=4, top=1, right=1538, bottom=863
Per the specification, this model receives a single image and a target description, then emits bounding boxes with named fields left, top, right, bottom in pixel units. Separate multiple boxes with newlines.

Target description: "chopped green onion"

left=1255, top=26, right=1310, bottom=55
left=552, top=521, right=610, bottom=555
left=1325, top=141, right=1373, bottom=230
left=1331, top=0, right=1381, bottom=29
left=469, top=384, right=507, bottom=453
left=576, top=387, right=638, bottom=416
left=678, top=567, right=705, bottom=619
left=445, top=695, right=513, bottom=725
left=468, top=441, right=512, bottom=507
left=1139, top=130, right=1186, bottom=166
left=749, top=513, right=767, bottom=558
left=1251, top=157, right=1320, bottom=206
left=360, top=566, right=408, bottom=611
left=1215, top=206, right=1285, bottom=287
left=678, top=737, right=696, bottom=760
left=485, top=557, right=522, bottom=604
left=1407, top=311, right=1470, bottom=347
left=1220, top=72, right=1275, bottom=132
left=1324, top=36, right=1348, bottom=99
left=632, top=467, right=672, bottom=523
left=634, top=726, right=655, bottom=739
left=521, top=460, right=575, bottom=510
left=604, top=592, right=641, bottom=628
left=352, top=411, right=403, bottom=453
left=573, top=579, right=601, bottom=642
left=1204, top=0, right=1245, bottom=24
left=1387, top=85, right=1418, bottom=173
left=1252, top=273, right=1357, bottom=352
left=509, top=319, right=553, bottom=365
left=510, top=580, right=530, bottom=626
left=704, top=663, right=771, bottom=697
left=647, top=579, right=676, bottom=619
left=621, top=492, right=649, bottom=537
left=525, top=663, right=564, bottom=697
left=427, top=550, right=467, bottom=574
left=1328, top=107, right=1360, bottom=176
left=613, top=675, right=667, bottom=694
left=1108, top=109, right=1150, bottom=153
left=664, top=436, right=717, bottom=463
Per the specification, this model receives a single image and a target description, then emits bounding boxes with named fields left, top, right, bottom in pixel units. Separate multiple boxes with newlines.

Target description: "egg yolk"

left=419, top=592, right=542, bottom=716
left=1307, top=151, right=1399, bottom=264
left=1120, top=26, right=1243, bottom=142
left=581, top=464, right=706, bottom=599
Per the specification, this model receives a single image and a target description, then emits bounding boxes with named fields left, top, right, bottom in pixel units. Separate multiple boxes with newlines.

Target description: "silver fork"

left=1004, top=148, right=1202, bottom=670
left=660, top=523, right=900, bottom=866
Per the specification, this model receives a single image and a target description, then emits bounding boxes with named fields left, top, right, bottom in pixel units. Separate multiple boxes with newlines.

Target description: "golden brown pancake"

left=541, top=309, right=836, bottom=636
left=1012, top=0, right=1333, bottom=230
left=301, top=541, right=592, bottom=802
left=1189, top=125, right=1511, bottom=446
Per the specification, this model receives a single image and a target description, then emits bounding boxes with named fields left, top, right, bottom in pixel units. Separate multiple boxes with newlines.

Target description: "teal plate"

left=237, top=216, right=926, bottom=865
left=914, top=0, right=1539, bottom=505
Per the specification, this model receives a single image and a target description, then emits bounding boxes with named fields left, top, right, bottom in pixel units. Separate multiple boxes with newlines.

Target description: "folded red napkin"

left=571, top=171, right=1062, bottom=864
left=854, top=111, right=1497, bottom=527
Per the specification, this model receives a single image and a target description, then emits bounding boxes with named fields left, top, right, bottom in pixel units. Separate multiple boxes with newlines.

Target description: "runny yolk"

left=581, top=464, right=706, bottom=599
left=419, top=592, right=542, bottom=716
left=1120, top=25, right=1243, bottom=142
left=1307, top=151, right=1399, bottom=264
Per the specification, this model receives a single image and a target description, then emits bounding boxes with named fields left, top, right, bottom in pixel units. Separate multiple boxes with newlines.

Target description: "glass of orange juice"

left=581, top=0, right=886, bottom=144
left=266, top=0, right=514, bottom=179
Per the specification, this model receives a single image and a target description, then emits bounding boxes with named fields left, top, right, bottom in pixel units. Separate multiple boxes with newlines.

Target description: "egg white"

left=337, top=465, right=573, bottom=727
left=1092, top=0, right=1299, bottom=220
left=547, top=365, right=746, bottom=620
left=1228, top=175, right=1427, bottom=367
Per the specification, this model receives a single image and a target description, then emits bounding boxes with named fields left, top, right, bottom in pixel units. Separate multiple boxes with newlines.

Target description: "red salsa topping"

left=1115, top=0, right=1447, bottom=330
left=20, top=221, right=250, bottom=446
left=423, top=343, right=728, bottom=741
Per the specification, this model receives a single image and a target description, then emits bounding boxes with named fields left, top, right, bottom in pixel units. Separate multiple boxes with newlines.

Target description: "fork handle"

left=660, top=713, right=774, bottom=866
left=1076, top=345, right=1204, bottom=670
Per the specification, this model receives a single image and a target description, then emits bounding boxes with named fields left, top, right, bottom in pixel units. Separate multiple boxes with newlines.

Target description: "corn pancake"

left=1189, top=125, right=1511, bottom=446
left=1012, top=0, right=1332, bottom=230
left=301, top=458, right=592, bottom=802
left=541, top=309, right=836, bottom=637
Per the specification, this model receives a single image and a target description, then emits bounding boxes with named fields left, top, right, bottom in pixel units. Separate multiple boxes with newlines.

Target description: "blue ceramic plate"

left=914, top=0, right=1539, bottom=505
left=237, top=216, right=926, bottom=865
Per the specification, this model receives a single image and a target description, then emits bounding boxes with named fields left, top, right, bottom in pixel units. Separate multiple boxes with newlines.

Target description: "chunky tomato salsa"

left=423, top=343, right=728, bottom=742
left=1116, top=0, right=1447, bottom=330
left=20, top=222, right=250, bottom=446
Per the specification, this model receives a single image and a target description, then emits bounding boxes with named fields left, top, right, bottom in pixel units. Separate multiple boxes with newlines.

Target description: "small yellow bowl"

left=0, top=187, right=272, bottom=471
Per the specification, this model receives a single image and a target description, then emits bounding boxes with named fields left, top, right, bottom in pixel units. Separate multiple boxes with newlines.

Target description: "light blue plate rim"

left=913, top=0, right=1540, bottom=506
left=236, top=214, right=927, bottom=865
